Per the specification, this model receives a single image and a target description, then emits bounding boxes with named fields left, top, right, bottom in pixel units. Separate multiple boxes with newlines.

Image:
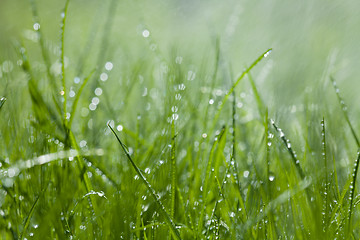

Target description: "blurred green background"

left=1, top=0, right=360, bottom=105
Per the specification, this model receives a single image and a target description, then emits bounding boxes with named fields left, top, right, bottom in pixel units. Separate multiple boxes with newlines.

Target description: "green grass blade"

left=170, top=120, right=177, bottom=221
left=330, top=76, right=360, bottom=147
left=60, top=0, right=71, bottom=128
left=248, top=72, right=265, bottom=118
left=68, top=130, right=102, bottom=227
left=210, top=48, right=272, bottom=132
left=19, top=182, right=49, bottom=240
left=69, top=69, right=95, bottom=127
left=271, top=120, right=305, bottom=179
left=348, top=151, right=360, bottom=230
left=108, top=124, right=181, bottom=240
left=197, top=127, right=226, bottom=237
left=321, top=118, right=329, bottom=231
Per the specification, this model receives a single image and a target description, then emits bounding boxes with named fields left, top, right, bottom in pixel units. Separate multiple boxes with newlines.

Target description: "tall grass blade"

left=330, top=76, right=360, bottom=147
left=19, top=182, right=49, bottom=240
left=60, top=0, right=71, bottom=128
left=197, top=127, right=226, bottom=238
left=211, top=48, right=272, bottom=131
left=271, top=120, right=305, bottom=179
left=68, top=130, right=102, bottom=226
left=348, top=151, right=360, bottom=230
left=170, top=120, right=177, bottom=221
left=69, top=69, right=95, bottom=127
left=108, top=124, right=181, bottom=240
left=321, top=118, right=329, bottom=233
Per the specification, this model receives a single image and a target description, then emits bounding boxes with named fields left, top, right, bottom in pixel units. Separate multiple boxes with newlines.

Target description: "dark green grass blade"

left=19, top=182, right=49, bottom=240
left=108, top=124, right=181, bottom=240
left=330, top=76, right=360, bottom=147
left=0, top=97, right=6, bottom=110
left=271, top=120, right=305, bottom=179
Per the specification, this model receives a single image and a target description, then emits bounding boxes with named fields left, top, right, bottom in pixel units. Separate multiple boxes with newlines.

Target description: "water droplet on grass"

left=269, top=175, right=275, bottom=181
left=209, top=99, right=214, bottom=105
left=100, top=73, right=108, bottom=81
left=243, top=171, right=249, bottom=178
left=105, top=62, right=113, bottom=71
left=142, top=29, right=150, bottom=38
left=117, top=125, right=123, bottom=131
left=95, top=88, right=102, bottom=96
left=33, top=23, right=40, bottom=31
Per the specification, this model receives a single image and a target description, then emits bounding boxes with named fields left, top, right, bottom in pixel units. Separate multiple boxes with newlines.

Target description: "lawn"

left=1, top=0, right=360, bottom=239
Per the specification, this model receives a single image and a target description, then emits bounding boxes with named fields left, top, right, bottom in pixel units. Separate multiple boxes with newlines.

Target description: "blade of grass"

left=330, top=76, right=360, bottom=147
left=19, top=181, right=49, bottom=240
left=60, top=0, right=71, bottom=129
left=321, top=118, right=329, bottom=232
left=210, top=48, right=272, bottom=132
left=68, top=130, right=102, bottom=227
left=170, top=120, right=177, bottom=226
left=348, top=151, right=360, bottom=231
left=271, top=120, right=305, bottom=179
left=108, top=124, right=181, bottom=240
left=69, top=69, right=96, bottom=128
left=197, top=127, right=226, bottom=238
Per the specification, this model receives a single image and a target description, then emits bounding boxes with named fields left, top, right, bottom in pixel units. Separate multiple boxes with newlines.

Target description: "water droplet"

left=105, top=62, right=113, bottom=71
left=209, top=99, right=214, bottom=105
left=269, top=175, right=275, bottom=181
left=79, top=140, right=87, bottom=148
left=33, top=23, right=40, bottom=31
left=142, top=29, right=150, bottom=38
left=134, top=175, right=139, bottom=180
left=117, top=125, right=123, bottom=132
left=187, top=71, right=196, bottom=81
left=202, top=133, right=207, bottom=138
left=100, top=73, right=108, bottom=81
left=92, top=97, right=100, bottom=105
left=74, top=77, right=80, bottom=84
left=145, top=168, right=151, bottom=174
left=171, top=106, right=178, bottom=112
left=229, top=212, right=235, bottom=217
left=243, top=171, right=249, bottom=178
left=175, top=56, right=183, bottom=64
left=95, top=87, right=103, bottom=96
left=89, top=103, right=97, bottom=111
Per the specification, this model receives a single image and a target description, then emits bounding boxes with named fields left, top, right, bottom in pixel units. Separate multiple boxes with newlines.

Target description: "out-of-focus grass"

left=1, top=0, right=360, bottom=239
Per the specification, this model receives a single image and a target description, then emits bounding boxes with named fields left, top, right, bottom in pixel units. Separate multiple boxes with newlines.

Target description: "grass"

left=1, top=0, right=360, bottom=239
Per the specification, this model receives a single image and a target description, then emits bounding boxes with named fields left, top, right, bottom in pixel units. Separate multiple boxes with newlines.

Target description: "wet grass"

left=1, top=1, right=360, bottom=239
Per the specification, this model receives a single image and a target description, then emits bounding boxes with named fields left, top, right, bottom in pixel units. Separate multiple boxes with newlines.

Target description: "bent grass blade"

left=108, top=124, right=181, bottom=240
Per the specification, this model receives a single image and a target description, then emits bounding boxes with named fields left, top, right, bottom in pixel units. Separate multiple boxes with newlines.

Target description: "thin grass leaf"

left=68, top=130, right=102, bottom=226
left=247, top=72, right=265, bottom=118
left=321, top=118, right=329, bottom=232
left=60, top=0, right=71, bottom=128
left=348, top=151, right=360, bottom=229
left=19, top=182, right=49, bottom=240
left=197, top=127, right=226, bottom=237
left=330, top=76, right=360, bottom=147
left=108, top=124, right=181, bottom=240
left=271, top=120, right=305, bottom=179
left=69, top=69, right=95, bottom=127
left=210, top=48, right=272, bottom=132
left=170, top=120, right=177, bottom=221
